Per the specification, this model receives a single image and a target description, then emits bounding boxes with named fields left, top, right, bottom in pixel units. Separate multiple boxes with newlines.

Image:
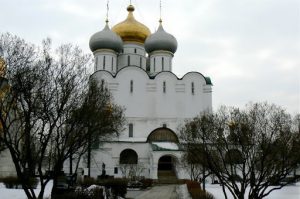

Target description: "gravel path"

left=134, top=185, right=178, bottom=199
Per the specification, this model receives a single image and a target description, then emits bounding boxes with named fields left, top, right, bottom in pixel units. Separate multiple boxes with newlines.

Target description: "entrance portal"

left=158, top=156, right=173, bottom=170
left=157, top=155, right=177, bottom=182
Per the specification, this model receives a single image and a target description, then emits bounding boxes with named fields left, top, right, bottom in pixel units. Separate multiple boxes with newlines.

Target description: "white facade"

left=75, top=4, right=213, bottom=180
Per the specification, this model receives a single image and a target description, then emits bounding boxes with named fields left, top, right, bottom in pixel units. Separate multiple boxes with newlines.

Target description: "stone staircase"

left=157, top=170, right=178, bottom=184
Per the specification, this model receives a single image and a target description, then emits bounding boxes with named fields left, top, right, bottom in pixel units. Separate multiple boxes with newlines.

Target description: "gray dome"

left=145, top=22, right=177, bottom=54
left=89, top=23, right=123, bottom=52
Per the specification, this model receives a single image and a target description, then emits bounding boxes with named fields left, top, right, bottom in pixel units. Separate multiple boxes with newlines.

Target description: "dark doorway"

left=157, top=155, right=177, bottom=182
left=158, top=156, right=173, bottom=170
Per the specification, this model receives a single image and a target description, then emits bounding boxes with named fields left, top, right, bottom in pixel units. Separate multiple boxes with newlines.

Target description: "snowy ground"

left=0, top=181, right=52, bottom=199
left=206, top=182, right=300, bottom=199
left=0, top=181, right=299, bottom=199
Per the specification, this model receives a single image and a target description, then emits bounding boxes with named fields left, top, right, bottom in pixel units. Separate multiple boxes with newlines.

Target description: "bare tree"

left=179, top=102, right=300, bottom=199
left=0, top=33, right=125, bottom=199
left=119, top=163, right=145, bottom=180
left=180, top=142, right=211, bottom=190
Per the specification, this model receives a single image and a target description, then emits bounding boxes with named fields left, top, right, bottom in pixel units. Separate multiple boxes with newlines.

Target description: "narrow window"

left=134, top=48, right=137, bottom=53
left=129, top=123, right=133, bottom=137
left=163, top=81, right=166, bottom=93
left=191, top=82, right=195, bottom=95
left=114, top=167, right=118, bottom=174
left=154, top=58, right=156, bottom=72
left=103, top=56, right=106, bottom=70
left=112, top=57, right=114, bottom=71
left=95, top=57, right=98, bottom=69
left=140, top=57, right=142, bottom=67
left=128, top=56, right=130, bottom=66
left=162, top=57, right=164, bottom=71
left=101, top=79, right=105, bottom=91
left=163, top=123, right=167, bottom=128
left=130, top=80, right=133, bottom=93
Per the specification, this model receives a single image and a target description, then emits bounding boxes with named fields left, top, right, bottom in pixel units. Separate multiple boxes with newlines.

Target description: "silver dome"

left=145, top=22, right=177, bottom=54
left=89, top=23, right=123, bottom=53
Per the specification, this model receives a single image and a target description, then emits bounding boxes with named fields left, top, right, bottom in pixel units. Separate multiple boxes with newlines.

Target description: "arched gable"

left=147, top=127, right=179, bottom=143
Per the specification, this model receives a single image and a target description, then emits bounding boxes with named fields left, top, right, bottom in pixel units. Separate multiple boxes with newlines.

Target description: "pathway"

left=133, top=185, right=178, bottom=199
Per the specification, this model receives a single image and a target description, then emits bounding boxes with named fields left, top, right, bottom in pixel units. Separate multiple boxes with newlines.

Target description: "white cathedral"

left=83, top=4, right=213, bottom=180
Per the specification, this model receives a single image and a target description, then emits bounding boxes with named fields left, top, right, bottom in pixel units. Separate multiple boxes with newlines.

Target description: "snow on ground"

left=0, top=181, right=53, bottom=199
left=0, top=181, right=299, bottom=199
left=176, top=184, right=192, bottom=199
left=206, top=182, right=300, bottom=199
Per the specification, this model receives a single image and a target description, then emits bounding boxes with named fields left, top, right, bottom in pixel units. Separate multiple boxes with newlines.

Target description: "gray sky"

left=1, top=0, right=299, bottom=114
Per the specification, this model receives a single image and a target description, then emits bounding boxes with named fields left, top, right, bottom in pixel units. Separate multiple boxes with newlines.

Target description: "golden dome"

left=112, top=5, right=151, bottom=44
left=0, top=57, right=6, bottom=77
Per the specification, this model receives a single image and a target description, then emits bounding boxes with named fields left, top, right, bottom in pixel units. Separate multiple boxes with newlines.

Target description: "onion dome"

left=145, top=20, right=178, bottom=54
left=112, top=5, right=151, bottom=44
left=89, top=20, right=123, bottom=53
left=0, top=57, right=6, bottom=77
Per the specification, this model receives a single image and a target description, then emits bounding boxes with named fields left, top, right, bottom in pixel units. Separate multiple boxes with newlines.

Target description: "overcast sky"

left=1, top=0, right=299, bottom=114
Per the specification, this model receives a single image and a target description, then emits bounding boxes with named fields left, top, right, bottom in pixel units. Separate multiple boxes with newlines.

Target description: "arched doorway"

left=158, top=155, right=173, bottom=170
left=157, top=155, right=177, bottom=181
left=119, top=149, right=139, bottom=179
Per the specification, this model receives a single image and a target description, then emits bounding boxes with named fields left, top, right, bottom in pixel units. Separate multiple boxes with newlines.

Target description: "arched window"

left=163, top=81, right=166, bottom=93
left=119, top=149, right=138, bottom=164
left=127, top=56, right=130, bottom=66
left=162, top=57, right=164, bottom=71
left=191, top=82, right=195, bottom=95
left=112, top=57, right=114, bottom=71
left=103, top=56, right=106, bottom=70
left=154, top=58, right=156, bottom=72
left=129, top=123, right=133, bottom=137
left=134, top=48, right=137, bottom=53
left=130, top=80, right=133, bottom=93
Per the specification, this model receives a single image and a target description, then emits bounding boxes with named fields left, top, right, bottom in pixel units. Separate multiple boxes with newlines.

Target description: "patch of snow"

left=118, top=138, right=147, bottom=142
left=86, top=184, right=104, bottom=191
left=206, top=182, right=300, bottom=199
left=176, top=184, right=192, bottom=199
left=0, top=180, right=53, bottom=199
left=152, top=142, right=179, bottom=150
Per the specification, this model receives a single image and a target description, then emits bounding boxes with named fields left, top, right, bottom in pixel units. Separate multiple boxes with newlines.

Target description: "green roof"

left=205, top=77, right=213, bottom=85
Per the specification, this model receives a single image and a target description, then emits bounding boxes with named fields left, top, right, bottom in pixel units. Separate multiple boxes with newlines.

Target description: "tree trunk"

left=22, top=186, right=36, bottom=199
left=38, top=183, right=45, bottom=199
left=221, top=184, right=228, bottom=199
left=87, top=134, right=91, bottom=177
left=69, top=152, right=73, bottom=175
left=51, top=162, right=64, bottom=199
left=202, top=165, right=206, bottom=191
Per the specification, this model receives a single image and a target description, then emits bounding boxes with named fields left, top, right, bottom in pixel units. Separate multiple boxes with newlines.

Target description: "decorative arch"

left=147, top=127, right=179, bottom=143
left=119, top=149, right=138, bottom=164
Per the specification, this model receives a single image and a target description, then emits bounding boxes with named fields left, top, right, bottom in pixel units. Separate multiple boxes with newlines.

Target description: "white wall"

left=91, top=67, right=212, bottom=140
left=0, top=149, right=17, bottom=177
